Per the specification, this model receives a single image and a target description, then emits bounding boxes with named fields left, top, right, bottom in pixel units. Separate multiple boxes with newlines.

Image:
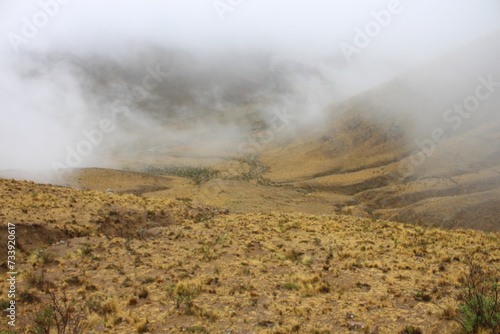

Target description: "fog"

left=1, top=0, right=499, bottom=182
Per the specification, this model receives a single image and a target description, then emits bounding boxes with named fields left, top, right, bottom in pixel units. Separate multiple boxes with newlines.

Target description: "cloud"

left=0, top=0, right=499, bottom=181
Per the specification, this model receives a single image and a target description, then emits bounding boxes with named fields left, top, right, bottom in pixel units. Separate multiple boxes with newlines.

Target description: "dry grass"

left=1, top=178, right=499, bottom=333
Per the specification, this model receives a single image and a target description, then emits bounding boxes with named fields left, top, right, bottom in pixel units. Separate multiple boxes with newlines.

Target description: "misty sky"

left=1, top=0, right=500, bottom=176
left=1, top=0, right=499, bottom=62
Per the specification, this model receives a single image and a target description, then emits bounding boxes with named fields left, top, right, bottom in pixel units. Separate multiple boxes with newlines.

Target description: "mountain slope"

left=259, top=31, right=500, bottom=231
left=1, top=178, right=499, bottom=333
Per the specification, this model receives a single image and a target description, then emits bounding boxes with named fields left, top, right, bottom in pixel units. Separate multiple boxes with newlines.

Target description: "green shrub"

left=457, top=264, right=500, bottom=333
left=33, top=306, right=55, bottom=334
left=0, top=299, right=10, bottom=310
left=283, top=282, right=299, bottom=291
left=0, top=330, right=20, bottom=334
left=166, top=282, right=200, bottom=314
left=139, top=165, right=219, bottom=185
left=399, top=327, right=422, bottom=334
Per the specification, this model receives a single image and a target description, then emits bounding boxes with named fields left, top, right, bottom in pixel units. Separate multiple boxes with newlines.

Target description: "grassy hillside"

left=258, top=32, right=500, bottom=232
left=1, top=178, right=499, bottom=333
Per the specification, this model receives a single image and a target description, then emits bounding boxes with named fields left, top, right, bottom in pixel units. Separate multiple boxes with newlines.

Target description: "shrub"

left=86, top=294, right=116, bottom=316
left=457, top=263, right=500, bottom=333
left=140, top=165, right=219, bottom=185
left=33, top=306, right=55, bottom=334
left=399, top=327, right=423, bottom=334
left=18, top=290, right=41, bottom=303
left=65, top=276, right=82, bottom=286
left=80, top=244, right=93, bottom=256
left=166, top=282, right=200, bottom=314
left=0, top=299, right=10, bottom=310
left=37, top=251, right=56, bottom=264
left=137, top=287, right=149, bottom=299
left=26, top=289, right=88, bottom=333
left=25, top=271, right=55, bottom=292
left=283, top=282, right=299, bottom=291
left=136, top=319, right=149, bottom=333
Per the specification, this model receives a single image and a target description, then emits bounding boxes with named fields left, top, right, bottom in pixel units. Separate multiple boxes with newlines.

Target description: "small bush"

left=283, top=282, right=299, bottom=291
left=37, top=289, right=85, bottom=334
left=197, top=242, right=218, bottom=261
left=284, top=249, right=303, bottom=263
left=0, top=299, right=10, bottom=310
left=18, top=290, right=40, bottom=303
left=185, top=327, right=208, bottom=333
left=37, top=251, right=56, bottom=264
left=86, top=294, right=117, bottom=316
left=137, top=287, right=149, bottom=299
left=399, top=326, right=423, bottom=334
left=33, top=306, right=55, bottom=334
left=142, top=277, right=155, bottom=284
left=140, top=165, right=219, bottom=185
left=136, top=319, right=150, bottom=333
left=65, top=276, right=82, bottom=286
left=457, top=263, right=500, bottom=333
left=166, top=282, right=200, bottom=314
left=80, top=244, right=93, bottom=256
left=439, top=301, right=458, bottom=320
left=25, top=271, right=55, bottom=292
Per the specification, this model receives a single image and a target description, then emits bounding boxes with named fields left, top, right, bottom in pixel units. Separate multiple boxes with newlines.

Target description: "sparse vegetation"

left=0, top=300, right=9, bottom=310
left=166, top=281, right=201, bottom=314
left=399, top=326, right=423, bottom=334
left=138, top=165, right=220, bottom=185
left=33, top=306, right=55, bottom=334
left=80, top=243, right=93, bottom=256
left=283, top=282, right=299, bottom=291
left=136, top=319, right=150, bottom=333
left=30, top=289, right=84, bottom=334
left=1, top=178, right=499, bottom=333
left=37, top=250, right=56, bottom=264
left=457, top=263, right=500, bottom=333
left=25, top=271, right=55, bottom=292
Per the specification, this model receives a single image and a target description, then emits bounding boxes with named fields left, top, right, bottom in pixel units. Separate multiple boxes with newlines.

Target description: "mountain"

left=8, top=32, right=498, bottom=232
left=1, top=178, right=499, bottom=333
left=1, top=32, right=500, bottom=333
left=258, top=30, right=500, bottom=231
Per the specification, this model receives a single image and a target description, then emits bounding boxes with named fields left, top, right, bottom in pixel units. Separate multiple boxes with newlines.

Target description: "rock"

left=258, top=321, right=275, bottom=328
left=94, top=323, right=106, bottom=332
left=345, top=313, right=356, bottom=320
left=348, top=322, right=366, bottom=330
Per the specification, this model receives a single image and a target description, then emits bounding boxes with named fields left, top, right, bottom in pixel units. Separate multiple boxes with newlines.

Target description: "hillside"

left=258, top=30, right=500, bottom=232
left=1, top=29, right=500, bottom=334
left=1, top=178, right=499, bottom=333
left=31, top=31, right=499, bottom=233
